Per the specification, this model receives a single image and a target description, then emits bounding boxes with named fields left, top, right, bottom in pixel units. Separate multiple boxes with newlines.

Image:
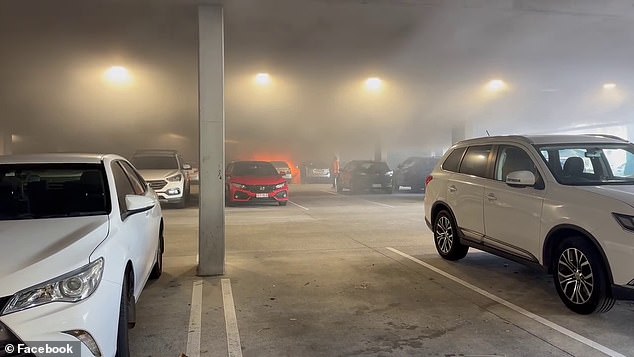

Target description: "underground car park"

left=3, top=1, right=634, bottom=356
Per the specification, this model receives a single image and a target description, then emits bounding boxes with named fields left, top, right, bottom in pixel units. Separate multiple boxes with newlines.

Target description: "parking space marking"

left=222, top=279, right=243, bottom=357
left=320, top=190, right=339, bottom=195
left=386, top=247, right=626, bottom=357
left=186, top=280, right=203, bottom=357
left=363, top=199, right=395, bottom=208
left=288, top=200, right=310, bottom=210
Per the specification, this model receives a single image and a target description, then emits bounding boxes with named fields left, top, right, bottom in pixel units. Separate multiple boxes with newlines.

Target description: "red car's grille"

left=245, top=185, right=277, bottom=193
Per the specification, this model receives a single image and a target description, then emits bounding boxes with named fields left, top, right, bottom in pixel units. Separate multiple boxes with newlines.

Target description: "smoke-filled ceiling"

left=1, top=0, right=633, bottom=163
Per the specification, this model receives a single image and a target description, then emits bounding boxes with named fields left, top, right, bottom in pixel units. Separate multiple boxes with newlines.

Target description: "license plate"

left=256, top=193, right=269, bottom=198
left=372, top=184, right=382, bottom=188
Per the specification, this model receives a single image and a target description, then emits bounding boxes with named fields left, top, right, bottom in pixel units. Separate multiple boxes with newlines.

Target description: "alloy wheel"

left=557, top=247, right=594, bottom=305
left=435, top=216, right=453, bottom=254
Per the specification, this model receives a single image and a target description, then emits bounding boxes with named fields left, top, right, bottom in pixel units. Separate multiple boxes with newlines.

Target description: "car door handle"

left=448, top=185, right=457, bottom=192
left=487, top=193, right=497, bottom=201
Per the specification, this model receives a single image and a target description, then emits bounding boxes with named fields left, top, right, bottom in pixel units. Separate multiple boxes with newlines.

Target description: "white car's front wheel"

left=116, top=274, right=133, bottom=357
left=553, top=238, right=615, bottom=314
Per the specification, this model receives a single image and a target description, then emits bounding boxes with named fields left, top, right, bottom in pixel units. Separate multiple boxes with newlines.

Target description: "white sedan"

left=0, top=154, right=163, bottom=357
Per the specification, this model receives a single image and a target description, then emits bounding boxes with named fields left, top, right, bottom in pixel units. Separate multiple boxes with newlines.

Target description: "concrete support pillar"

left=0, top=132, right=11, bottom=156
left=197, top=6, right=225, bottom=276
left=451, top=122, right=473, bottom=144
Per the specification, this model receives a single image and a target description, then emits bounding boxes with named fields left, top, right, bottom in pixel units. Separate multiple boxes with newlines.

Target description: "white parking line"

left=222, top=279, right=243, bottom=357
left=320, top=190, right=339, bottom=195
left=288, top=200, right=310, bottom=210
left=363, top=199, right=395, bottom=208
left=386, top=247, right=626, bottom=357
left=186, top=280, right=203, bottom=357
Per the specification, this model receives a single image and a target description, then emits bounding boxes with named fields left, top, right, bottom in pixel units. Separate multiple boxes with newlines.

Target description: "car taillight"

left=425, top=175, right=433, bottom=187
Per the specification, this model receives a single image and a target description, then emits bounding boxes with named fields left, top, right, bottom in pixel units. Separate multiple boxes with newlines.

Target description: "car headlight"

left=275, top=183, right=286, bottom=189
left=166, top=174, right=183, bottom=182
left=613, top=213, right=634, bottom=232
left=385, top=171, right=394, bottom=177
left=1, top=258, right=104, bottom=316
left=231, top=183, right=247, bottom=189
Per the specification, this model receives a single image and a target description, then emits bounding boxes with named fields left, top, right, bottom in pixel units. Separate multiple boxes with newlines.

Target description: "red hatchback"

left=226, top=161, right=289, bottom=206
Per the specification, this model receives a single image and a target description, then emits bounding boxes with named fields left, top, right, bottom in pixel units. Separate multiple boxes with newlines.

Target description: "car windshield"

left=132, top=156, right=179, bottom=170
left=232, top=162, right=279, bottom=177
left=271, top=161, right=289, bottom=169
left=0, top=164, right=110, bottom=220
left=536, top=143, right=634, bottom=186
left=357, top=162, right=390, bottom=172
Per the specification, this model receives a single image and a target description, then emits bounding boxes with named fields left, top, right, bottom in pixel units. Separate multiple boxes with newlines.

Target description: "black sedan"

left=336, top=160, right=392, bottom=194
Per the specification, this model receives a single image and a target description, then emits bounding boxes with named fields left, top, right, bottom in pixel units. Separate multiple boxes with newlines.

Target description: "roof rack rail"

left=584, top=134, right=628, bottom=142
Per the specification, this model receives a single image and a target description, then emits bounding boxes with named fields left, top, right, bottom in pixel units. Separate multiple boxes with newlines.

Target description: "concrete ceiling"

left=1, top=0, right=634, bottom=159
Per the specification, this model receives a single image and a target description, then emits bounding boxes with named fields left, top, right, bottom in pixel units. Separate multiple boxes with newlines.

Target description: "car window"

left=537, top=144, right=634, bottom=185
left=442, top=147, right=466, bottom=172
left=459, top=145, right=492, bottom=178
left=119, top=161, right=146, bottom=195
left=494, top=146, right=541, bottom=182
left=0, top=163, right=110, bottom=220
left=232, top=162, right=279, bottom=176
left=132, top=156, right=179, bottom=170
left=111, top=162, right=137, bottom=216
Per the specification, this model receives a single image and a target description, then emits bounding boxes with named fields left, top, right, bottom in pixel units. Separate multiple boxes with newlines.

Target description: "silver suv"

left=132, top=150, right=191, bottom=208
left=424, top=134, right=634, bottom=314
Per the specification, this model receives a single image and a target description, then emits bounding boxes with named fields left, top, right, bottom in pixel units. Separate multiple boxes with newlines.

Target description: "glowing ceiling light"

left=255, top=73, right=272, bottom=86
left=103, top=66, right=132, bottom=86
left=485, top=79, right=507, bottom=92
left=603, top=83, right=616, bottom=90
left=364, top=77, right=383, bottom=92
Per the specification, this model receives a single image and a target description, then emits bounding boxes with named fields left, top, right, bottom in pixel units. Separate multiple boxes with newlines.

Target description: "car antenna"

left=486, top=130, right=491, bottom=136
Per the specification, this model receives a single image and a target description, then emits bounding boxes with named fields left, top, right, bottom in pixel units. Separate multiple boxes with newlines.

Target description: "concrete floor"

left=130, top=184, right=634, bottom=357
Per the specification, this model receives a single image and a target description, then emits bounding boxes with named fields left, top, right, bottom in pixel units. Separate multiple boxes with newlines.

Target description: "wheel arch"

left=542, top=224, right=614, bottom=284
left=431, top=201, right=457, bottom=228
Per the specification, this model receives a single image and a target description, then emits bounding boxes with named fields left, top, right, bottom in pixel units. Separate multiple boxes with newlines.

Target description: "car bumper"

left=155, top=182, right=186, bottom=203
left=229, top=187, right=289, bottom=203
left=0, top=279, right=121, bottom=357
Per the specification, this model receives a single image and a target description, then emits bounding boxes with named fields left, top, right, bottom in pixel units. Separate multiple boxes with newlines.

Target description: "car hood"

left=137, top=169, right=180, bottom=180
left=0, top=216, right=109, bottom=296
left=577, top=185, right=634, bottom=209
left=231, top=176, right=285, bottom=185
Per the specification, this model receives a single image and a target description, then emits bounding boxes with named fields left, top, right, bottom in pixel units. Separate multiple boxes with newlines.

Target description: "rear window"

left=459, top=145, right=492, bottom=178
left=442, top=147, right=466, bottom=172
left=0, top=163, right=110, bottom=220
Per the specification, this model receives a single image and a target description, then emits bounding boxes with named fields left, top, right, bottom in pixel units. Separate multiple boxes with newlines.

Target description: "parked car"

left=131, top=150, right=191, bottom=208
left=299, top=160, right=331, bottom=183
left=226, top=161, right=289, bottom=206
left=393, top=156, right=440, bottom=192
left=337, top=160, right=393, bottom=194
left=0, top=153, right=163, bottom=357
left=271, top=161, right=293, bottom=182
left=424, top=134, right=634, bottom=314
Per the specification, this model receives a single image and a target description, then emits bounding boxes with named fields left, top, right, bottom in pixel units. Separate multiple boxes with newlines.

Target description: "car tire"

left=383, top=188, right=393, bottom=194
left=392, top=181, right=399, bottom=193
left=433, top=210, right=468, bottom=261
left=149, top=230, right=163, bottom=280
left=553, top=238, right=615, bottom=314
left=336, top=181, right=343, bottom=193
left=279, top=201, right=287, bottom=206
left=116, top=274, right=132, bottom=357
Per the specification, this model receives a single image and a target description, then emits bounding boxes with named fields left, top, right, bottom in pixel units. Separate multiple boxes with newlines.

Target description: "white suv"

left=424, top=134, right=634, bottom=314
left=132, top=150, right=191, bottom=208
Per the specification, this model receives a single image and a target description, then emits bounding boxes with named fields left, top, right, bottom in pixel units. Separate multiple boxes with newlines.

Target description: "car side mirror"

left=183, top=163, right=192, bottom=170
left=125, top=194, right=155, bottom=213
left=506, top=171, right=536, bottom=187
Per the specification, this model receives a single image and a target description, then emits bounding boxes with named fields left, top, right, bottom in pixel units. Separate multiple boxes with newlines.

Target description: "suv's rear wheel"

left=553, top=238, right=615, bottom=314
left=433, top=210, right=468, bottom=261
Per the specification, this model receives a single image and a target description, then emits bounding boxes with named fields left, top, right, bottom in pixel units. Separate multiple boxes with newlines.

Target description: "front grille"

left=245, top=185, right=276, bottom=193
left=1, top=320, right=35, bottom=357
left=148, top=180, right=167, bottom=191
